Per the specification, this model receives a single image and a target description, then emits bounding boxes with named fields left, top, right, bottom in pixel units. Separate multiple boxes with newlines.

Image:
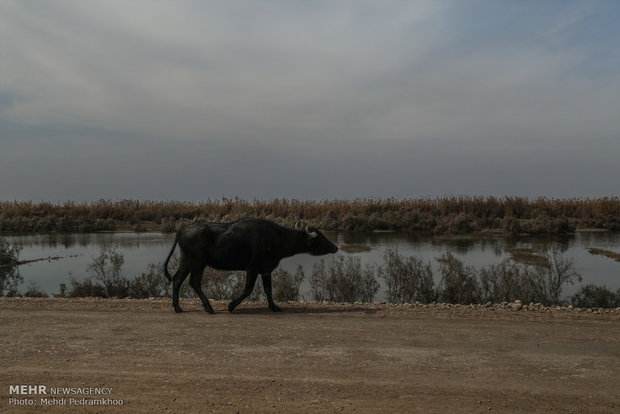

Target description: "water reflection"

left=4, top=231, right=620, bottom=296
left=338, top=231, right=581, bottom=255
left=8, top=233, right=173, bottom=250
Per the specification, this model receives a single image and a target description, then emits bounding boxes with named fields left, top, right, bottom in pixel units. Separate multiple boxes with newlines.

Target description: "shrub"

left=0, top=266, right=22, bottom=297
left=203, top=268, right=246, bottom=300
left=479, top=249, right=582, bottom=305
left=23, top=282, right=48, bottom=298
left=310, top=256, right=379, bottom=303
left=57, top=283, right=68, bottom=298
left=65, top=274, right=107, bottom=298
left=570, top=285, right=620, bottom=309
left=160, top=218, right=177, bottom=233
left=86, top=245, right=129, bottom=297
left=437, top=253, right=481, bottom=304
left=479, top=259, right=545, bottom=304
left=378, top=248, right=436, bottom=303
left=0, top=236, right=23, bottom=297
left=129, top=263, right=170, bottom=298
left=434, top=214, right=478, bottom=234
left=0, top=236, right=21, bottom=266
left=310, top=259, right=328, bottom=302
left=521, top=215, right=574, bottom=234
left=502, top=218, right=521, bottom=234
left=272, top=265, right=305, bottom=302
left=480, top=259, right=525, bottom=303
left=534, top=248, right=582, bottom=304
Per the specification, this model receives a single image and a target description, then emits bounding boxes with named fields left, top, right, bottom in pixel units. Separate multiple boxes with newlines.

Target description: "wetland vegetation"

left=3, top=237, right=618, bottom=309
left=1, top=196, right=619, bottom=308
left=0, top=196, right=619, bottom=234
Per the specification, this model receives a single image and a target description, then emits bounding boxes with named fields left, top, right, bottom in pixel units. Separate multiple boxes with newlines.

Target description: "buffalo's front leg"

left=228, top=271, right=258, bottom=312
left=261, top=273, right=282, bottom=312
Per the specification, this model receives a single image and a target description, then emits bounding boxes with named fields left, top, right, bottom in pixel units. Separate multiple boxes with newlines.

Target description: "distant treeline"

left=0, top=197, right=619, bottom=234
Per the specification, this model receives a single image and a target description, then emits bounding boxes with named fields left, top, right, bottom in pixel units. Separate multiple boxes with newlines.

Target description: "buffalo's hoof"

left=228, top=302, right=237, bottom=313
left=174, top=306, right=184, bottom=313
left=270, top=305, right=282, bottom=312
left=204, top=307, right=216, bottom=314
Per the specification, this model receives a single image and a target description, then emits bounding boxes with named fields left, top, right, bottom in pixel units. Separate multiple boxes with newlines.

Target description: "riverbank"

left=1, top=298, right=618, bottom=413
left=1, top=197, right=619, bottom=234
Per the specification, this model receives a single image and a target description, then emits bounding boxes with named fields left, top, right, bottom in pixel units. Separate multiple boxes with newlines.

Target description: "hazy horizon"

left=2, top=1, right=619, bottom=203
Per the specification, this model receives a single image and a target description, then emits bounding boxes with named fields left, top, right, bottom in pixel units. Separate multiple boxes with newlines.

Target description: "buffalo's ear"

left=306, top=233, right=318, bottom=247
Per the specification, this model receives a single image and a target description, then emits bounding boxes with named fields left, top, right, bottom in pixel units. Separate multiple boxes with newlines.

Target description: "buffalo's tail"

left=163, top=236, right=178, bottom=284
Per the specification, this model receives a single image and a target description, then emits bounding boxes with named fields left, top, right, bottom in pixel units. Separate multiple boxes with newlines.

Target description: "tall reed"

left=1, top=197, right=618, bottom=234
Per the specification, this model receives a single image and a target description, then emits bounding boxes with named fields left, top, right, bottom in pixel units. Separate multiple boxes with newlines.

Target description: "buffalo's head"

left=300, top=224, right=338, bottom=255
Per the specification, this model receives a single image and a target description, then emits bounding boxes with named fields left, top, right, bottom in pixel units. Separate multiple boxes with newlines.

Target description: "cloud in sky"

left=1, top=0, right=619, bottom=201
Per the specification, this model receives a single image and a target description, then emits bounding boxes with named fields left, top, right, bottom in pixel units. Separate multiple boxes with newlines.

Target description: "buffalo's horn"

left=305, top=225, right=318, bottom=237
left=295, top=221, right=303, bottom=230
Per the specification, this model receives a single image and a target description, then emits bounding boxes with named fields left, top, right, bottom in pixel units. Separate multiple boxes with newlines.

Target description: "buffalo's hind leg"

left=228, top=271, right=258, bottom=312
left=261, top=273, right=282, bottom=312
left=189, top=265, right=215, bottom=314
left=172, top=260, right=191, bottom=313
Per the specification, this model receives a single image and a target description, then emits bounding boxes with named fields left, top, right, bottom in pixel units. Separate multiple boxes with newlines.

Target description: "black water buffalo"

left=164, top=218, right=338, bottom=313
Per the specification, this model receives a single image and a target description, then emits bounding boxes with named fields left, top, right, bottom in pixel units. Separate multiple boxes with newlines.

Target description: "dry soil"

left=1, top=298, right=619, bottom=413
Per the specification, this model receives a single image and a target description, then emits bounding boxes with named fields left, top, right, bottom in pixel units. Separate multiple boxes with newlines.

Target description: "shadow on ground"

left=175, top=302, right=379, bottom=316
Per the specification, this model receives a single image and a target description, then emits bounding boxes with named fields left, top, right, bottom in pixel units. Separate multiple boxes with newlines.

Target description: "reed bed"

left=0, top=197, right=618, bottom=234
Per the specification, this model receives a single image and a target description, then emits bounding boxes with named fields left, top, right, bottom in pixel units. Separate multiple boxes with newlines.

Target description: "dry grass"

left=0, top=197, right=618, bottom=234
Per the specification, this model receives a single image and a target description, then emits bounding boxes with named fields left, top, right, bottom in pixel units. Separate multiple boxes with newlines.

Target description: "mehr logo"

left=9, top=385, right=47, bottom=395
left=8, top=385, right=124, bottom=407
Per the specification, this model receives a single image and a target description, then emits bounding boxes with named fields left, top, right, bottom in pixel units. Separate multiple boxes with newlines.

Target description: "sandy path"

left=1, top=298, right=619, bottom=413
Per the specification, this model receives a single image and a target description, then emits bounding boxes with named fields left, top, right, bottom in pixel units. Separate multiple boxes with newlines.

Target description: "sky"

left=1, top=0, right=619, bottom=202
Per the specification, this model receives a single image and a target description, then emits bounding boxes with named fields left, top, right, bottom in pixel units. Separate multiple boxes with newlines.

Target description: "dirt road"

left=1, top=298, right=619, bottom=413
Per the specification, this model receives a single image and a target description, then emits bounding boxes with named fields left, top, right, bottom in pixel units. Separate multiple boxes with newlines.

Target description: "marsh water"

left=4, top=231, right=620, bottom=300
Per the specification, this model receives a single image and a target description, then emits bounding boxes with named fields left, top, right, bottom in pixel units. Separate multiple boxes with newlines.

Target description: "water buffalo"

left=164, top=218, right=338, bottom=313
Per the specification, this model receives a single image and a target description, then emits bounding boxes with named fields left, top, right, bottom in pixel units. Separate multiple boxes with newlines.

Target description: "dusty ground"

left=1, top=298, right=619, bottom=413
